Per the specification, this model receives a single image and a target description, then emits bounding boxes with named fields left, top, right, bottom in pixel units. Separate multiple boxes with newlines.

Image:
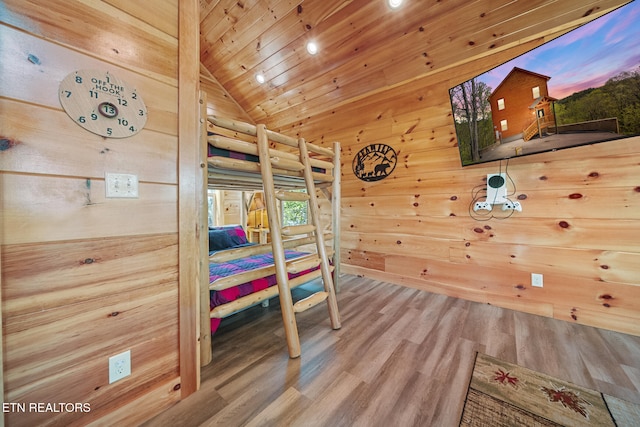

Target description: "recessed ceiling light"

left=255, top=73, right=265, bottom=84
left=388, top=0, right=403, bottom=9
left=306, top=41, right=318, bottom=55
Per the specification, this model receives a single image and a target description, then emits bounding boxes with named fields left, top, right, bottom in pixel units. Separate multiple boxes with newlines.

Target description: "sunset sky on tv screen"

left=480, top=2, right=640, bottom=100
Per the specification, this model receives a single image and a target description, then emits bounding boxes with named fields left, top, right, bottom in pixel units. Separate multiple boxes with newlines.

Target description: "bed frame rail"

left=204, top=114, right=342, bottom=359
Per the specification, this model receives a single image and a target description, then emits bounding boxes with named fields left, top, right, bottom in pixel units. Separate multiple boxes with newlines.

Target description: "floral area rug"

left=460, top=353, right=640, bottom=426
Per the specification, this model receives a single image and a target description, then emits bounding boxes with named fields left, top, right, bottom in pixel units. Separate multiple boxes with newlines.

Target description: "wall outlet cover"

left=109, top=350, right=131, bottom=384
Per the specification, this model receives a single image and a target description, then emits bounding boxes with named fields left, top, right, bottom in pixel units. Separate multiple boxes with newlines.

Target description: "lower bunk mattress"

left=209, top=249, right=319, bottom=334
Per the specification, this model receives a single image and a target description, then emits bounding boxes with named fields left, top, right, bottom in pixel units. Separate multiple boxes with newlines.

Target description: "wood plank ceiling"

left=199, top=0, right=624, bottom=129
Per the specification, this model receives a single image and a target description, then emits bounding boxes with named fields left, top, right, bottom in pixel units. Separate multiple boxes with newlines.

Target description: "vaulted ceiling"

left=199, top=0, right=624, bottom=129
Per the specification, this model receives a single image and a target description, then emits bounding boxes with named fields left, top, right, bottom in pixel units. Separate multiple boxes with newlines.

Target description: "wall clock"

left=59, top=69, right=147, bottom=138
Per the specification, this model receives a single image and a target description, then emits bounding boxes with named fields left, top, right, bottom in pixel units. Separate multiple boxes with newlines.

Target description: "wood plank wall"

left=0, top=1, right=187, bottom=425
left=265, top=1, right=640, bottom=337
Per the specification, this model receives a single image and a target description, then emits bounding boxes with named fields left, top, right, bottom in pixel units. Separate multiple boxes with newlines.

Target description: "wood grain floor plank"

left=622, top=365, right=640, bottom=390
left=427, top=338, right=478, bottom=427
left=352, top=339, right=422, bottom=425
left=144, top=274, right=640, bottom=426
left=244, top=386, right=312, bottom=427
left=291, top=372, right=362, bottom=427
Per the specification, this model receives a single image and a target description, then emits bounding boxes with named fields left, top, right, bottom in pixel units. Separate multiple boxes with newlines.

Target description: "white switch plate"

left=531, top=273, right=544, bottom=288
left=105, top=173, right=138, bottom=198
left=109, top=350, right=131, bottom=384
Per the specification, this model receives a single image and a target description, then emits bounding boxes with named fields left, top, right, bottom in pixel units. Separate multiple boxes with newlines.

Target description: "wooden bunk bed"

left=202, top=114, right=342, bottom=360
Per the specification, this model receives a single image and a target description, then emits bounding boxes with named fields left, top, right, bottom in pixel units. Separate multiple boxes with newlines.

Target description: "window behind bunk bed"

left=281, top=189, right=308, bottom=227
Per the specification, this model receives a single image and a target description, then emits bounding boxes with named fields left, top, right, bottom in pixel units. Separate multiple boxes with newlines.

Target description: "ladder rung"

left=287, top=255, right=321, bottom=274
left=293, top=291, right=328, bottom=313
left=270, top=156, right=304, bottom=171
left=276, top=190, right=311, bottom=201
left=281, top=224, right=316, bottom=236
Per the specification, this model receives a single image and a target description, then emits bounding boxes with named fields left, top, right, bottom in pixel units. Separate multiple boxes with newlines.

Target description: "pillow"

left=208, top=225, right=248, bottom=252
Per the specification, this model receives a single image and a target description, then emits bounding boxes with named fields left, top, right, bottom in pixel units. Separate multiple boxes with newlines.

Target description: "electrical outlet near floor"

left=109, top=350, right=131, bottom=384
left=531, top=273, right=544, bottom=288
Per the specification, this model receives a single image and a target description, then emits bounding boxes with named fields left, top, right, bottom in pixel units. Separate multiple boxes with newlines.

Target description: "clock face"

left=59, top=70, right=147, bottom=138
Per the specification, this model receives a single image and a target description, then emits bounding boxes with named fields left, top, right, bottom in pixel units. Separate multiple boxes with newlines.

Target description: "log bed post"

left=332, top=141, right=341, bottom=291
left=255, top=124, right=302, bottom=358
left=199, top=92, right=212, bottom=367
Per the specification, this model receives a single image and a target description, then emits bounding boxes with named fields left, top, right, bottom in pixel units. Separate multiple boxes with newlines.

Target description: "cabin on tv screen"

left=488, top=67, right=557, bottom=143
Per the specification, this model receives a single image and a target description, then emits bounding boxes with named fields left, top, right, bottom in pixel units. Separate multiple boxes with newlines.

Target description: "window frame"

left=532, top=86, right=540, bottom=99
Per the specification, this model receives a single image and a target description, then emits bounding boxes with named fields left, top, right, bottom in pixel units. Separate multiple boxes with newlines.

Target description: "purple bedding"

left=208, top=225, right=318, bottom=334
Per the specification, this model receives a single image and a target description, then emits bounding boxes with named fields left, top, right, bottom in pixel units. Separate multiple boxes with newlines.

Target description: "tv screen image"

left=450, top=1, right=640, bottom=167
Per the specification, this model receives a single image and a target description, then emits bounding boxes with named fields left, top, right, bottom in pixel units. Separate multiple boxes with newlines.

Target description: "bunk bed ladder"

left=255, top=124, right=341, bottom=358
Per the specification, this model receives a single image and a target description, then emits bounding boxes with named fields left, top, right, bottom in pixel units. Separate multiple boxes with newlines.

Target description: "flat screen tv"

left=450, top=1, right=640, bottom=167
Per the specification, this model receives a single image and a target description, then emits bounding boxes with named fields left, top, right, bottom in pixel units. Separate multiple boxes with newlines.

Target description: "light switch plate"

left=105, top=173, right=138, bottom=198
left=531, top=273, right=544, bottom=288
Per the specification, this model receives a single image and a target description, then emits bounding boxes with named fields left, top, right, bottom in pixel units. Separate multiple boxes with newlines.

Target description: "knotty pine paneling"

left=88, top=378, right=183, bottom=427
left=104, top=0, right=178, bottom=38
left=340, top=143, right=640, bottom=200
left=271, top=2, right=640, bottom=337
left=552, top=302, right=640, bottom=336
left=0, top=0, right=183, bottom=424
left=0, top=25, right=178, bottom=137
left=461, top=217, right=640, bottom=252
left=222, top=190, right=243, bottom=225
left=4, top=284, right=177, bottom=393
left=1, top=174, right=177, bottom=245
left=245, top=1, right=619, bottom=122
left=383, top=252, right=640, bottom=318
left=1, top=0, right=178, bottom=83
left=2, top=235, right=178, bottom=317
left=342, top=215, right=465, bottom=241
left=263, top=28, right=579, bottom=139
left=5, top=330, right=178, bottom=427
left=346, top=264, right=556, bottom=318
left=453, top=241, right=640, bottom=287
left=204, top=0, right=355, bottom=89
left=343, top=194, right=467, bottom=218
left=343, top=249, right=386, bottom=272
left=200, top=73, right=254, bottom=123
left=200, top=0, right=302, bottom=75
left=341, top=230, right=453, bottom=262
left=0, top=99, right=177, bottom=184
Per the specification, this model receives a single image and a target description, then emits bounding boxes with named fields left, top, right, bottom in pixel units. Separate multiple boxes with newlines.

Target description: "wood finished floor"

left=145, top=274, right=640, bottom=426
